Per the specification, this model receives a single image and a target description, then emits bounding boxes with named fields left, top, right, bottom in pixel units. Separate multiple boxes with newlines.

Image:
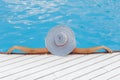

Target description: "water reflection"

left=0, top=0, right=120, bottom=51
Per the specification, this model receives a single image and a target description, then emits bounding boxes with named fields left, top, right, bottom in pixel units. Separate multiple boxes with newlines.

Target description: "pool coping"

left=0, top=50, right=120, bottom=55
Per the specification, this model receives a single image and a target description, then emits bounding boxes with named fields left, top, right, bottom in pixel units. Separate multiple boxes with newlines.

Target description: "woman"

left=7, top=26, right=112, bottom=55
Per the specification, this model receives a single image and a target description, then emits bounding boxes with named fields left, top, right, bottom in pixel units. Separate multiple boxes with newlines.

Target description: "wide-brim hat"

left=45, top=26, right=76, bottom=56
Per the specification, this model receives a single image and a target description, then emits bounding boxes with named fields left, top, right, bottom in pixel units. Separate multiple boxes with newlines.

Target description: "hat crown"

left=54, top=32, right=68, bottom=47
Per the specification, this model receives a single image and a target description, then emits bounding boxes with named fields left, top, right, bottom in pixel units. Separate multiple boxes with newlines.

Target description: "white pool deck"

left=0, top=52, right=120, bottom=80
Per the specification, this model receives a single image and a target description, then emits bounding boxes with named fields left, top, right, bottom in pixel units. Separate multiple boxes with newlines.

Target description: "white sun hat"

left=45, top=26, right=76, bottom=56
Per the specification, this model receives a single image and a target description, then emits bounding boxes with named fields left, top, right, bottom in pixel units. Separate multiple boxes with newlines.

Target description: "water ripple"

left=0, top=0, right=120, bottom=51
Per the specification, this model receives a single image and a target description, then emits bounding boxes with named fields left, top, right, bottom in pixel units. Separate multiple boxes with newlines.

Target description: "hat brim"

left=45, top=26, right=76, bottom=56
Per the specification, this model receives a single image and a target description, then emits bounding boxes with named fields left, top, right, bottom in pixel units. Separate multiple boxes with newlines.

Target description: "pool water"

left=0, top=0, right=120, bottom=52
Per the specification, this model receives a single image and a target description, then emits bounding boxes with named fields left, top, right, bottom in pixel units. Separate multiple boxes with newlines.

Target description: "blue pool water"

left=0, top=0, right=120, bottom=52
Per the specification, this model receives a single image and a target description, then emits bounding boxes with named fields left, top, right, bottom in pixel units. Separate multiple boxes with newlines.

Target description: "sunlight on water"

left=0, top=0, right=120, bottom=52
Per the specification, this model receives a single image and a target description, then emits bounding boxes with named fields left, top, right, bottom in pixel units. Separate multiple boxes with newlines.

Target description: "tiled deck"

left=0, top=52, right=120, bottom=80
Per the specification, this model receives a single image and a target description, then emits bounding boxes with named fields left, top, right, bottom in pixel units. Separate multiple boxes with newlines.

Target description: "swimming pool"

left=0, top=0, right=120, bottom=52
